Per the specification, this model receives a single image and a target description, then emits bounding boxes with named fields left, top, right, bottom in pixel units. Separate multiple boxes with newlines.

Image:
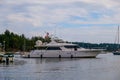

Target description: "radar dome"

left=35, top=40, right=42, bottom=47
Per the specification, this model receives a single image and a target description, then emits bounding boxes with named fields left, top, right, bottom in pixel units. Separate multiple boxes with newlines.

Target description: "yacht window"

left=34, top=47, right=47, bottom=50
left=64, top=46, right=79, bottom=48
left=47, top=47, right=61, bottom=50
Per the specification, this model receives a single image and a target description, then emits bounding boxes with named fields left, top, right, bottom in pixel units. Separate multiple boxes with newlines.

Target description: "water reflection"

left=0, top=53, right=120, bottom=80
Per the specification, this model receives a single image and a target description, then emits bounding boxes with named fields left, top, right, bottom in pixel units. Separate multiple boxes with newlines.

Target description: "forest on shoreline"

left=0, top=30, right=118, bottom=52
left=0, top=30, right=50, bottom=52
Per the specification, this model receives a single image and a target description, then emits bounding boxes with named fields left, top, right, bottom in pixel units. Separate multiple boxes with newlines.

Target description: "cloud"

left=7, top=13, right=43, bottom=27
left=0, top=0, right=120, bottom=43
left=57, top=26, right=116, bottom=43
left=3, top=0, right=120, bottom=25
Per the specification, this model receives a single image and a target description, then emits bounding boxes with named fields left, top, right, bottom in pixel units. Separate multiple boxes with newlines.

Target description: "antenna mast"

left=118, top=25, right=119, bottom=48
left=118, top=26, right=119, bottom=44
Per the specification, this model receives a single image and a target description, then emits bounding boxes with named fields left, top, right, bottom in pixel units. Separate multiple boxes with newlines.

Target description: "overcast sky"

left=0, top=0, right=120, bottom=43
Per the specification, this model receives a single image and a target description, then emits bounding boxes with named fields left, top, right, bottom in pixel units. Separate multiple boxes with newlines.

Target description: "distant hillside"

left=73, top=42, right=118, bottom=51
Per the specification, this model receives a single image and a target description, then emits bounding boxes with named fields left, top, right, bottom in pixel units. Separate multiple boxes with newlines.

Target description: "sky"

left=0, top=0, right=120, bottom=43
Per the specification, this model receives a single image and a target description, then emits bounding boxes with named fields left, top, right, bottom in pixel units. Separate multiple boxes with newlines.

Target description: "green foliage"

left=0, top=30, right=51, bottom=52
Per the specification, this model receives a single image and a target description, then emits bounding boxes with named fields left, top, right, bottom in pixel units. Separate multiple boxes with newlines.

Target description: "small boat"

left=113, top=51, right=120, bottom=55
left=22, top=38, right=105, bottom=58
left=113, top=26, right=120, bottom=55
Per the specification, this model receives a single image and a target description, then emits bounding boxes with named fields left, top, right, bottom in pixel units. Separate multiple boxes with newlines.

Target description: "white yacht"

left=22, top=39, right=105, bottom=58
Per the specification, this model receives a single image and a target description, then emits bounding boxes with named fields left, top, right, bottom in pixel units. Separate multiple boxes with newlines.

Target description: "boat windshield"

left=34, top=46, right=47, bottom=50
left=46, top=47, right=62, bottom=50
left=64, top=45, right=79, bottom=48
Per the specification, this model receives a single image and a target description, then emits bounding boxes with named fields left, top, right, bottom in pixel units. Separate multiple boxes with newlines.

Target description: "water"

left=0, top=53, right=120, bottom=80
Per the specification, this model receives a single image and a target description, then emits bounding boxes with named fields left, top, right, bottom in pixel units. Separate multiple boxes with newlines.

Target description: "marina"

left=0, top=0, right=120, bottom=80
left=0, top=53, right=120, bottom=80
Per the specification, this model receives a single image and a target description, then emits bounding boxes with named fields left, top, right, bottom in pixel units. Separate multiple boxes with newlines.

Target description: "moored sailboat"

left=113, top=26, right=120, bottom=55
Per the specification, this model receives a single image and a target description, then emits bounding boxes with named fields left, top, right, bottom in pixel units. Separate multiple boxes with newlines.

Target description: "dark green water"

left=0, top=53, right=120, bottom=80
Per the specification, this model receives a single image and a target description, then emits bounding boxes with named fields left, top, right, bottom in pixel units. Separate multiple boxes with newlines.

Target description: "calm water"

left=0, top=53, right=120, bottom=80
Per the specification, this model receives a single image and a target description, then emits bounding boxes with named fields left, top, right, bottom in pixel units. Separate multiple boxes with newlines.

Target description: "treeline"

left=0, top=30, right=118, bottom=52
left=73, top=42, right=118, bottom=51
left=0, top=30, right=50, bottom=52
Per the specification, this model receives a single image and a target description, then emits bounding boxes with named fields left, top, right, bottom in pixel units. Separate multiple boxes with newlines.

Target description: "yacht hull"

left=22, top=50, right=101, bottom=58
